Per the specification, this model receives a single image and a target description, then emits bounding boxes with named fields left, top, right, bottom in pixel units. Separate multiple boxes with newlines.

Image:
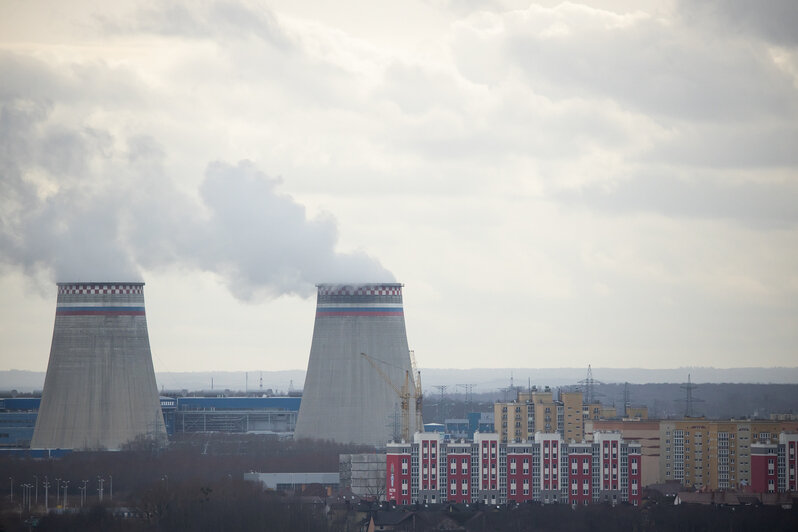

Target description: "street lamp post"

left=22, top=483, right=31, bottom=512
left=54, top=478, right=60, bottom=507
left=109, top=474, right=113, bottom=500
left=62, top=480, right=69, bottom=508
left=8, top=477, right=12, bottom=504
left=43, top=477, right=49, bottom=513
left=98, top=476, right=104, bottom=502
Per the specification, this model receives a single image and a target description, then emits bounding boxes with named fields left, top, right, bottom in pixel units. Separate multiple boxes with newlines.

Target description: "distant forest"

left=595, top=382, right=798, bottom=419
left=423, top=383, right=798, bottom=422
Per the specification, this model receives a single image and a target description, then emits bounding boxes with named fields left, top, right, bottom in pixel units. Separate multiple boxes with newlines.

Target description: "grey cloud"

left=643, top=122, right=798, bottom=169
left=377, top=62, right=465, bottom=115
left=506, top=21, right=794, bottom=122
left=557, top=174, right=798, bottom=228
left=0, top=53, right=144, bottom=109
left=679, top=0, right=798, bottom=47
left=450, top=5, right=797, bottom=123
left=99, top=0, right=292, bottom=49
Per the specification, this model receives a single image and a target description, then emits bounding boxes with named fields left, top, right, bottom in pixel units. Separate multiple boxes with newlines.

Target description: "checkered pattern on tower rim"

left=58, top=284, right=144, bottom=295
left=318, top=285, right=401, bottom=297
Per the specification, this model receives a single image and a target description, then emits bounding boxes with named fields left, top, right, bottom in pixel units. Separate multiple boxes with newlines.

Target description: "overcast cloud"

left=1, top=0, right=796, bottom=375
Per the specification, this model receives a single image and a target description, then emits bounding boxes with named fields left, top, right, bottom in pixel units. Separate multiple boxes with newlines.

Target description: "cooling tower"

left=31, top=282, right=166, bottom=450
left=294, top=283, right=420, bottom=447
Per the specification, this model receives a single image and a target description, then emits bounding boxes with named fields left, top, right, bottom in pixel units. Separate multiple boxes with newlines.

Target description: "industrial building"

left=339, top=453, right=386, bottom=498
left=244, top=472, right=340, bottom=494
left=1, top=395, right=300, bottom=447
left=0, top=398, right=39, bottom=448
left=160, top=396, right=300, bottom=435
left=439, top=413, right=495, bottom=440
left=31, top=283, right=167, bottom=450
left=386, top=431, right=642, bottom=506
left=295, top=283, right=421, bottom=447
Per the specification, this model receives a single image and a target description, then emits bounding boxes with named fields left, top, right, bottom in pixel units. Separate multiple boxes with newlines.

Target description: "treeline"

left=0, top=433, right=373, bottom=500
left=457, top=501, right=798, bottom=532
left=1, top=478, right=328, bottom=532
left=598, top=383, right=798, bottom=419
left=4, top=493, right=798, bottom=531
left=421, top=383, right=798, bottom=422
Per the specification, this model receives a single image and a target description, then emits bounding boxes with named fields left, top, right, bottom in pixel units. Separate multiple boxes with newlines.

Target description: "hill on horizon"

left=2, top=366, right=797, bottom=394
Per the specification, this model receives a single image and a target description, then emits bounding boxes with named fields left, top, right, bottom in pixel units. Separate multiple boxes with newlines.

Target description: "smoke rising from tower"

left=31, top=282, right=167, bottom=450
left=0, top=100, right=391, bottom=298
left=294, top=283, right=420, bottom=447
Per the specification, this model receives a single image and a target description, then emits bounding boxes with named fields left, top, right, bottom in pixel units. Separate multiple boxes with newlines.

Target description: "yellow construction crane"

left=360, top=352, right=411, bottom=442
left=409, top=350, right=423, bottom=432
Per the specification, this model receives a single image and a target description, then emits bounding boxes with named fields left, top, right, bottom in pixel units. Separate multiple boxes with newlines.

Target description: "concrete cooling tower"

left=31, top=282, right=166, bottom=450
left=294, top=283, right=421, bottom=447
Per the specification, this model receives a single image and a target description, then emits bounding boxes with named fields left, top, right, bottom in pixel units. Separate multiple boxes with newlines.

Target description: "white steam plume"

left=0, top=98, right=392, bottom=298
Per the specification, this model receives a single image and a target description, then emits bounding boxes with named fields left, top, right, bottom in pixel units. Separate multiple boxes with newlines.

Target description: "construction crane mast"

left=360, top=352, right=411, bottom=442
left=409, top=350, right=423, bottom=432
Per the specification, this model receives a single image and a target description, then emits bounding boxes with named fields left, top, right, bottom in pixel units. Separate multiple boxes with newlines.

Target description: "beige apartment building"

left=585, top=419, right=660, bottom=487
left=583, top=402, right=617, bottom=422
left=659, top=419, right=798, bottom=490
left=560, top=391, right=584, bottom=442
left=494, top=388, right=593, bottom=444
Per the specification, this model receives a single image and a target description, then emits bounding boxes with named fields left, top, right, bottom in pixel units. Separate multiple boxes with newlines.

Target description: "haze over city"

left=2, top=0, right=797, bottom=375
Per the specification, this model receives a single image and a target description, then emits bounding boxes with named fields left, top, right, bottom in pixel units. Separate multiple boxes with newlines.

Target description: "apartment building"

left=659, top=419, right=798, bottom=490
left=386, top=431, right=642, bottom=506
left=750, top=432, right=798, bottom=493
left=494, top=388, right=592, bottom=444
left=586, top=419, right=660, bottom=487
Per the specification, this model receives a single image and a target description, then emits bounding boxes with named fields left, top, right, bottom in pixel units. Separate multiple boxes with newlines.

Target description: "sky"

left=1, top=0, right=797, bottom=374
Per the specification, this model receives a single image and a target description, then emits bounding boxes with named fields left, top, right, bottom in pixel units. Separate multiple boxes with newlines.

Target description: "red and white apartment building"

left=751, top=432, right=798, bottom=494
left=387, top=431, right=642, bottom=506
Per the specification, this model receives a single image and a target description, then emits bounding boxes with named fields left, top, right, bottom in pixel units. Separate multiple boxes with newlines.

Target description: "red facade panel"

left=507, top=451, right=534, bottom=503
left=750, top=453, right=777, bottom=494
left=386, top=452, right=412, bottom=505
left=447, top=452, right=471, bottom=503
left=568, top=452, right=592, bottom=505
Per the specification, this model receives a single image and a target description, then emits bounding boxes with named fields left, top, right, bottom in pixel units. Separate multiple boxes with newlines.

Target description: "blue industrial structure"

left=1, top=396, right=302, bottom=448
left=162, top=396, right=300, bottom=435
left=422, top=412, right=495, bottom=442
left=0, top=398, right=40, bottom=448
left=439, top=412, right=495, bottom=440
